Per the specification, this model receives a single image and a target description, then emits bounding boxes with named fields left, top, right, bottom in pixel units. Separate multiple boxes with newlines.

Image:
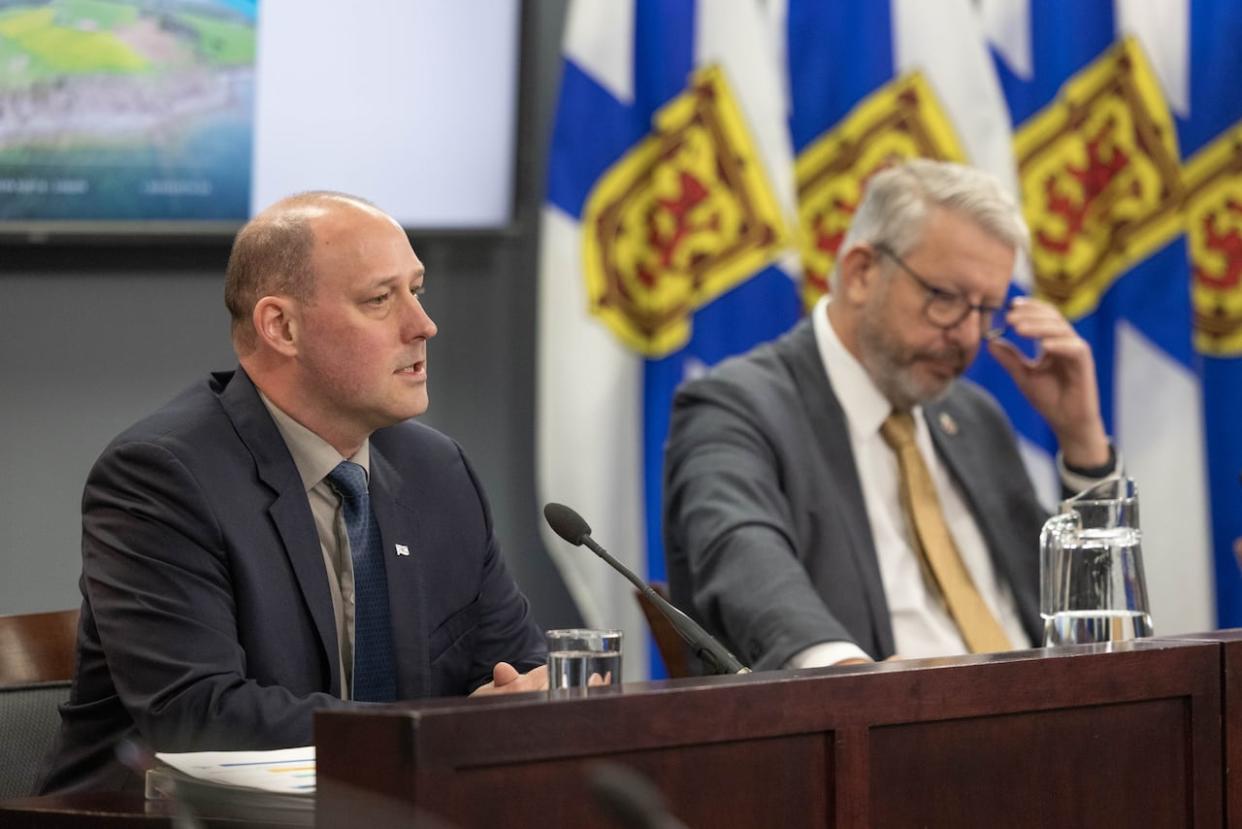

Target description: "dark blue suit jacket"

left=37, top=369, right=546, bottom=793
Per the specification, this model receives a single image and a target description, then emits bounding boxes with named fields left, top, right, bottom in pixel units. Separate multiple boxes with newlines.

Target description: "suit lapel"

left=923, top=399, right=974, bottom=496
left=778, top=323, right=896, bottom=656
left=217, top=369, right=342, bottom=696
left=368, top=446, right=429, bottom=699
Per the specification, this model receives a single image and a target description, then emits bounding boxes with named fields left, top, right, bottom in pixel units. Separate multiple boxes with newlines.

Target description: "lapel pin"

left=395, top=544, right=410, bottom=557
left=938, top=412, right=959, bottom=436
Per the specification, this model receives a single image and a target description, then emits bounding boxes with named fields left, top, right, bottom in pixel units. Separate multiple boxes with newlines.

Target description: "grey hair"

left=830, top=159, right=1030, bottom=293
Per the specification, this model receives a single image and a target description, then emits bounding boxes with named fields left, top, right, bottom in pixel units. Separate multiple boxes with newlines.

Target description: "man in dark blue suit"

left=38, top=192, right=548, bottom=794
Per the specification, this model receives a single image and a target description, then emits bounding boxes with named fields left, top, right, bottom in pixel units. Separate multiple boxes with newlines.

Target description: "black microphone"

left=543, top=502, right=749, bottom=675
left=588, top=762, right=689, bottom=829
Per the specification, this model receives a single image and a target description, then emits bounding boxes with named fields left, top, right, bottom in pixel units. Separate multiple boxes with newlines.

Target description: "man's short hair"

left=224, top=191, right=378, bottom=352
left=830, top=159, right=1030, bottom=293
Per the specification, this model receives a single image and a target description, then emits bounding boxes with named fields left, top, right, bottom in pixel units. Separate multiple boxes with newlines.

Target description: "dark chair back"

left=0, top=609, right=79, bottom=686
left=0, top=609, right=78, bottom=799
left=632, top=582, right=692, bottom=678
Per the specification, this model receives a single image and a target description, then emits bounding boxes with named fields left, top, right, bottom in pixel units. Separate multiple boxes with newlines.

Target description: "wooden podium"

left=316, top=639, right=1223, bottom=828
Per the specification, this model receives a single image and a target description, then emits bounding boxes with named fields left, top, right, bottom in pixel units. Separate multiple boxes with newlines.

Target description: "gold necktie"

left=880, top=411, right=1011, bottom=653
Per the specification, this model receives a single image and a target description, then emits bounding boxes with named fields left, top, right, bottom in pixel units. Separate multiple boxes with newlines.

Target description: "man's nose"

left=944, top=308, right=982, bottom=347
left=400, top=292, right=437, bottom=340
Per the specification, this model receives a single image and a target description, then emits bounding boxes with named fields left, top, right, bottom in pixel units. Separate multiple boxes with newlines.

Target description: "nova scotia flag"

left=537, top=0, right=801, bottom=679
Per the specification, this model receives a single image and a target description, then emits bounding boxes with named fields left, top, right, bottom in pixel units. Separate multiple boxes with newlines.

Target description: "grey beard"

left=857, top=324, right=961, bottom=411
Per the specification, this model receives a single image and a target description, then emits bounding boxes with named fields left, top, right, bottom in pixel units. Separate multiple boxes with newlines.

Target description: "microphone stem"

left=582, top=538, right=748, bottom=675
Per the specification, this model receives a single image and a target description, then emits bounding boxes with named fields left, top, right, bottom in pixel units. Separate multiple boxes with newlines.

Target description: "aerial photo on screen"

left=0, top=0, right=256, bottom=224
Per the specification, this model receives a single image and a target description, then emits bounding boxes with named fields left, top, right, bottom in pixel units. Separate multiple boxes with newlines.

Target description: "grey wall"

left=0, top=0, right=580, bottom=630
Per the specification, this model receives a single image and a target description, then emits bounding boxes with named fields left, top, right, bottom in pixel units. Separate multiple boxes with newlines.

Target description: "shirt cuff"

left=784, top=640, right=872, bottom=669
left=1057, top=444, right=1122, bottom=493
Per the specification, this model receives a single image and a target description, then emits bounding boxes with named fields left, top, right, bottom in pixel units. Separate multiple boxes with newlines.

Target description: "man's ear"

left=837, top=243, right=879, bottom=305
left=252, top=296, right=299, bottom=357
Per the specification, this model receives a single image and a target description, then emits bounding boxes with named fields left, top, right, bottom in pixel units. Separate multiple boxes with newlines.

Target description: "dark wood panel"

left=316, top=640, right=1224, bottom=827
left=870, top=699, right=1189, bottom=827
left=1161, top=630, right=1242, bottom=828
left=1224, top=639, right=1242, bottom=829
left=409, top=735, right=831, bottom=828
left=0, top=792, right=263, bottom=827
left=325, top=642, right=1216, bottom=771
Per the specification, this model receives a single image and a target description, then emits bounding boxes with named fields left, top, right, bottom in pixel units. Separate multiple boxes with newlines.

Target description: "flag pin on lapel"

left=938, top=412, right=958, bottom=436
left=395, top=544, right=410, bottom=557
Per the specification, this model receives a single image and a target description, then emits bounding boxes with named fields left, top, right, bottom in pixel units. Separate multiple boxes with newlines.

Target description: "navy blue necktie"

left=327, top=461, right=397, bottom=702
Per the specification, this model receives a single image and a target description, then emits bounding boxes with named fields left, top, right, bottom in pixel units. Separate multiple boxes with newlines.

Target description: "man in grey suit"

left=664, top=159, right=1116, bottom=671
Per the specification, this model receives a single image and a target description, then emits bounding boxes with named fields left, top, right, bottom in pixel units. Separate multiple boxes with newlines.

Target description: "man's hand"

left=988, top=296, right=1110, bottom=468
left=470, top=662, right=549, bottom=696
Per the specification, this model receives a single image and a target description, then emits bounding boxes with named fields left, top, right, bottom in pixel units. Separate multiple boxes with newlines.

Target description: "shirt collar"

left=811, top=295, right=920, bottom=439
left=258, top=391, right=371, bottom=492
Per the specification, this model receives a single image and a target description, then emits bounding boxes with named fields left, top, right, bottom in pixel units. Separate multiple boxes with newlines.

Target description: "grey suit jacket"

left=663, top=320, right=1045, bottom=670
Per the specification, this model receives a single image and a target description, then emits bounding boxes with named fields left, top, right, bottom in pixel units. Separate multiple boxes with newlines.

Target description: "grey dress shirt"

left=260, top=393, right=368, bottom=700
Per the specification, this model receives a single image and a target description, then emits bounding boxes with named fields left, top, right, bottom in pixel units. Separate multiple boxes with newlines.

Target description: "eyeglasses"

left=873, top=243, right=1010, bottom=340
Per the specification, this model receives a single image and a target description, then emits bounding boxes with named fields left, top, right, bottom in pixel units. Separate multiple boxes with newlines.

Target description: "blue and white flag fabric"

left=977, top=0, right=1225, bottom=632
left=1172, top=0, right=1242, bottom=626
left=538, top=0, right=801, bottom=678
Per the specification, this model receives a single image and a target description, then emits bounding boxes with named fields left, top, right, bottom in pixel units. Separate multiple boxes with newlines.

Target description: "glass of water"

left=546, top=629, right=622, bottom=692
left=1040, top=476, right=1152, bottom=646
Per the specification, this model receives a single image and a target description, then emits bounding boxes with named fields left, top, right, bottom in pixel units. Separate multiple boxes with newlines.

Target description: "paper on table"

left=153, top=746, right=316, bottom=794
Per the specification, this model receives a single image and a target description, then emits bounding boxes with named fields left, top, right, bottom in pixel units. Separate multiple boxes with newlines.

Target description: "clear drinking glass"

left=1040, top=476, right=1153, bottom=645
left=546, top=629, right=622, bottom=692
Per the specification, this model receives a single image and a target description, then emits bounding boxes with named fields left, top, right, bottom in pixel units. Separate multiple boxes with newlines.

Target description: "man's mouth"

left=395, top=359, right=426, bottom=376
left=918, top=350, right=966, bottom=378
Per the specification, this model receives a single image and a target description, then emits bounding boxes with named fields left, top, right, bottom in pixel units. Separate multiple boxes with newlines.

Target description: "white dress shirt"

left=788, top=297, right=1032, bottom=667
